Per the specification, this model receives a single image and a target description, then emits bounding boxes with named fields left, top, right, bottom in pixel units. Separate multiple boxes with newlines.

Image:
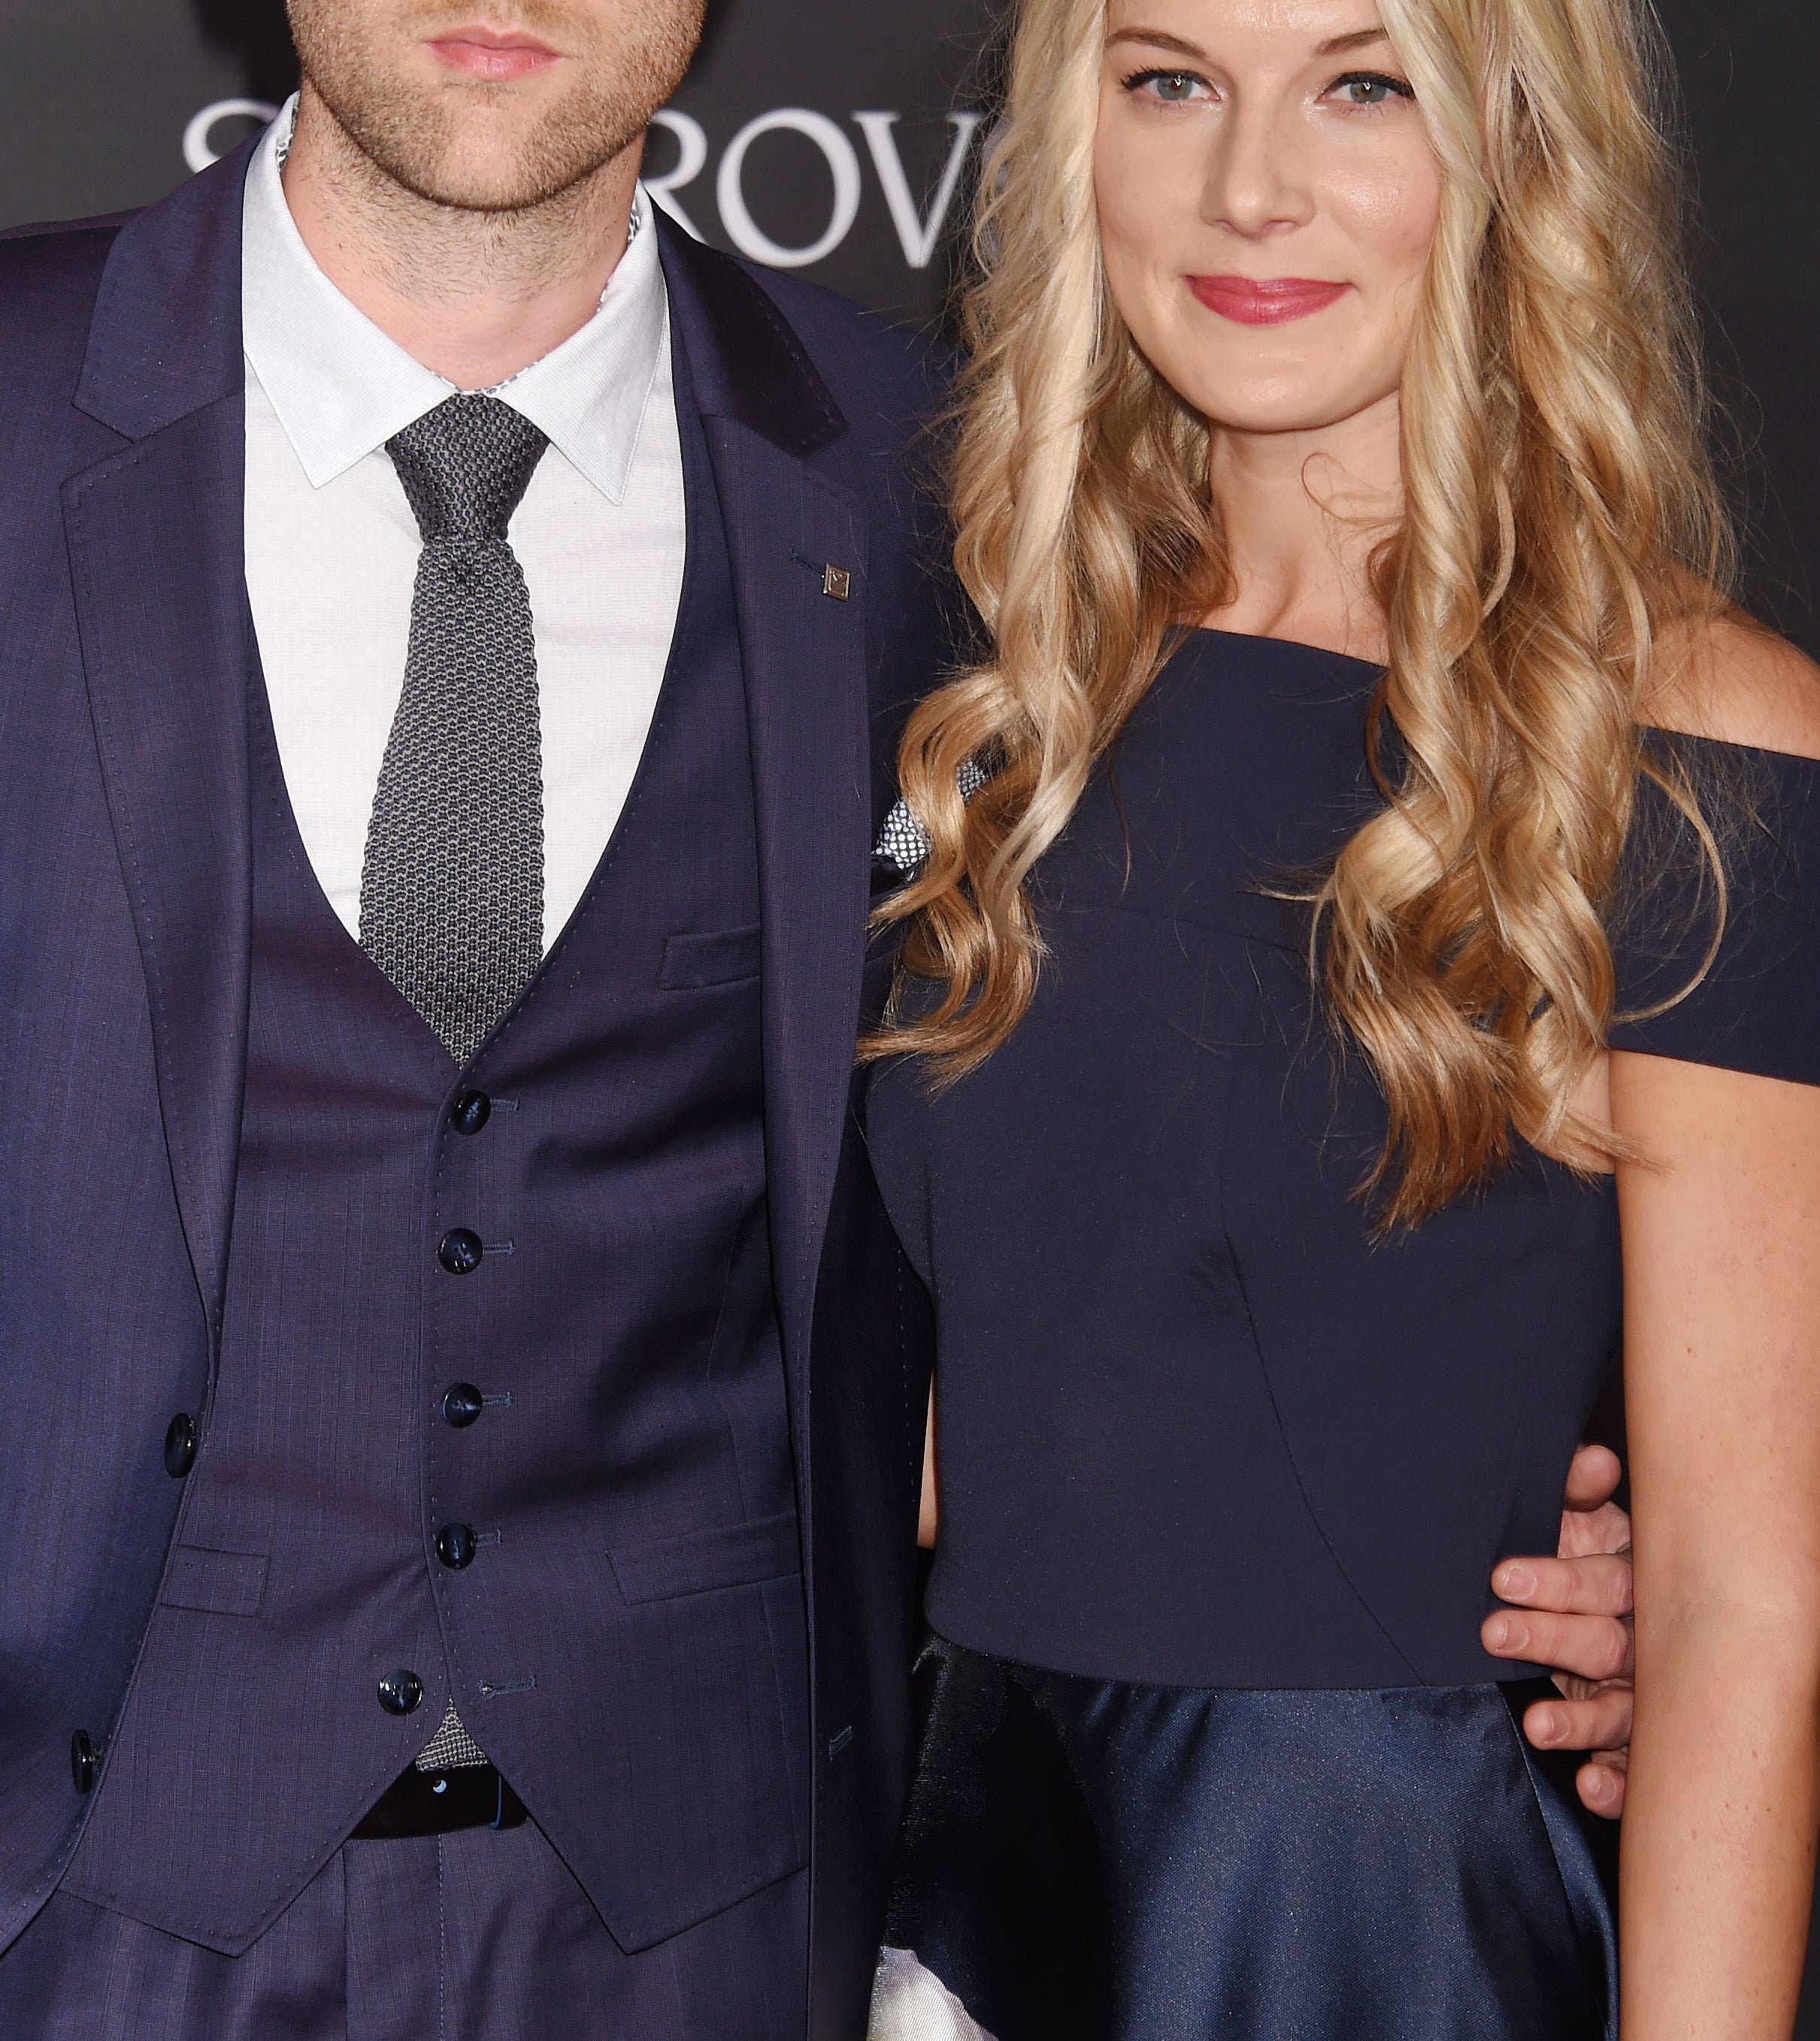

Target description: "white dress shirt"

left=241, top=100, right=686, bottom=955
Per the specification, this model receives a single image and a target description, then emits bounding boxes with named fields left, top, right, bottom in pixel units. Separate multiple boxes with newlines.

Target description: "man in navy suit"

left=0, top=2, right=1634, bottom=2035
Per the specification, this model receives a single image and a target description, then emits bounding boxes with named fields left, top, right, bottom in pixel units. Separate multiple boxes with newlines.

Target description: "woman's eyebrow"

left=1104, top=29, right=1210, bottom=61
left=1316, top=28, right=1394, bottom=55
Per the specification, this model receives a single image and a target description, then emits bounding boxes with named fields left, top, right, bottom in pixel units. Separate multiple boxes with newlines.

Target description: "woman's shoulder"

left=1610, top=610, right=1820, bottom=1086
left=1643, top=610, right=1820, bottom=763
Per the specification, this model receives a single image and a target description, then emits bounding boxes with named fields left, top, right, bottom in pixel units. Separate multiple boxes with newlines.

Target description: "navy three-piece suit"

left=0, top=142, right=943, bottom=2036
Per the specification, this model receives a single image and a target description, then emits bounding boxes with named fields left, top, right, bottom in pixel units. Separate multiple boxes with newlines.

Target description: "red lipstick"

left=427, top=24, right=562, bottom=82
left=1189, top=275, right=1351, bottom=326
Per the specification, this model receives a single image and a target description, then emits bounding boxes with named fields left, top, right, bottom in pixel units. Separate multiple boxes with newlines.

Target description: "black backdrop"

left=1, top=0, right=1817, bottom=2023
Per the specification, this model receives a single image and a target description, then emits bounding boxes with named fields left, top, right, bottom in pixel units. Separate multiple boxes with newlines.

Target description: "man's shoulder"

left=664, top=227, right=955, bottom=458
left=0, top=210, right=132, bottom=365
left=0, top=211, right=133, bottom=286
left=737, top=260, right=957, bottom=430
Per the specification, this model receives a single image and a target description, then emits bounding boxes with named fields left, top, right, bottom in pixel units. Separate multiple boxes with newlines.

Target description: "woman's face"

left=1094, top=0, right=1445, bottom=438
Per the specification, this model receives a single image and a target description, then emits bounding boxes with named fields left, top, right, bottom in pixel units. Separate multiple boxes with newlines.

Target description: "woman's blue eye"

left=1331, top=71, right=1416, bottom=107
left=1125, top=68, right=1207, bottom=104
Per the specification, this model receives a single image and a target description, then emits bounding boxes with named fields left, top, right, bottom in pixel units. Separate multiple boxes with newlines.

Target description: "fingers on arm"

left=1562, top=1442, right=1622, bottom=1513
left=1482, top=1606, right=1634, bottom=1682
left=1522, top=1686, right=1634, bottom=1758
left=1492, top=1552, right=1634, bottom=1618
left=1576, top=1761, right=1627, bottom=1818
left=1555, top=1498, right=1632, bottom=1560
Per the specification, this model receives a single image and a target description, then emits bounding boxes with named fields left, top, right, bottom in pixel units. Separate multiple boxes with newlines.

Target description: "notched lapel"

left=63, top=395, right=254, bottom=1346
left=74, top=144, right=252, bottom=441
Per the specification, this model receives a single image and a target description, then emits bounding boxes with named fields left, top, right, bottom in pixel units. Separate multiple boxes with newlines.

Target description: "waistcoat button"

left=71, top=1731, right=95, bottom=1794
left=451, top=1091, right=492, bottom=1135
left=438, top=1229, right=483, bottom=1275
left=436, top=1523, right=478, bottom=1570
left=163, top=1412, right=198, bottom=1479
left=441, top=1383, right=485, bottom=1428
left=377, top=1669, right=424, bottom=1717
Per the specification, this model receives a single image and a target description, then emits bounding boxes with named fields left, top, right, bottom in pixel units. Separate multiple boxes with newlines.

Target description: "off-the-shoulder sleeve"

left=1609, top=731, right=1820, bottom=1085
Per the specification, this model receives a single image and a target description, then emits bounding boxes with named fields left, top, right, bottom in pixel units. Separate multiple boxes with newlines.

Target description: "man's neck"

left=279, top=85, right=642, bottom=391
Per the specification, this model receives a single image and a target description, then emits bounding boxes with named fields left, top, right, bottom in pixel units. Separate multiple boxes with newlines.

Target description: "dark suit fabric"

left=0, top=1822, right=807, bottom=2040
left=0, top=144, right=943, bottom=2040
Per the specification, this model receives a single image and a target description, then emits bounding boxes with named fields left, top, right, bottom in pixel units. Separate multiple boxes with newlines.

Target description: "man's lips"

left=426, top=26, right=562, bottom=82
left=1189, top=275, right=1351, bottom=326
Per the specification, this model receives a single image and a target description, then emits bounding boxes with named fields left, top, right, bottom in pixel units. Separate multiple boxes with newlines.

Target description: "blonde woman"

left=862, top=0, right=1820, bottom=2034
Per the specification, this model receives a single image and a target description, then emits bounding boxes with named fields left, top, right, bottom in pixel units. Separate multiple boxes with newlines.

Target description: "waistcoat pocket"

left=659, top=925, right=762, bottom=989
left=159, top=1547, right=269, bottom=1618
left=609, top=1510, right=801, bottom=1603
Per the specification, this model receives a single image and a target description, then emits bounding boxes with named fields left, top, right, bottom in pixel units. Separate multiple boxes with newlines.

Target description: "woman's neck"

left=1201, top=391, right=1405, bottom=663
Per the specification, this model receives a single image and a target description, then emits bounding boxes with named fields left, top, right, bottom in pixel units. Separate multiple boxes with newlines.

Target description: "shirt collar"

left=241, top=95, right=668, bottom=503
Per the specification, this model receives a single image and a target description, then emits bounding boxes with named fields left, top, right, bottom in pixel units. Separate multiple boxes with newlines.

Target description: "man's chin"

left=354, top=121, right=634, bottom=216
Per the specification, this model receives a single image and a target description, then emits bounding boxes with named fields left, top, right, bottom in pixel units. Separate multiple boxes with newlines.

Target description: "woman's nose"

left=1199, top=98, right=1316, bottom=238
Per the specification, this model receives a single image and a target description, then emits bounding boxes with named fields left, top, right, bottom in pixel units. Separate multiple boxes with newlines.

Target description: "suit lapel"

left=660, top=228, right=871, bottom=1402
left=64, top=149, right=257, bottom=1343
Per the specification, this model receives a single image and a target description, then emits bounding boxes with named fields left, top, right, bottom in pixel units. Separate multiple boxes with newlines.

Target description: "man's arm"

left=1482, top=1442, right=1635, bottom=1816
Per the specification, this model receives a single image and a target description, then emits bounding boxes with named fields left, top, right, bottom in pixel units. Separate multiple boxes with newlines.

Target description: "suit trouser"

left=0, top=1815, right=807, bottom=2040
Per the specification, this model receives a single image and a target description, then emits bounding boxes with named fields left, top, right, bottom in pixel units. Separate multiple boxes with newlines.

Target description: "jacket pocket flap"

left=610, top=1512, right=800, bottom=1604
left=160, top=1547, right=268, bottom=1618
left=659, top=925, right=762, bottom=990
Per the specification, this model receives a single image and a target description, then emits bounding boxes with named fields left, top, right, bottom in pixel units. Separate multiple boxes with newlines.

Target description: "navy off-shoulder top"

left=867, top=630, right=1820, bottom=1690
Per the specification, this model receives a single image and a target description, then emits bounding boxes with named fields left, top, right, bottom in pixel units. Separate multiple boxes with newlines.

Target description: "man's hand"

left=1481, top=1442, right=1634, bottom=1818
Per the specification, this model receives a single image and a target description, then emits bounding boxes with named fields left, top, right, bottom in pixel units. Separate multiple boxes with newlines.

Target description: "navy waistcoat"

left=64, top=363, right=809, bottom=1957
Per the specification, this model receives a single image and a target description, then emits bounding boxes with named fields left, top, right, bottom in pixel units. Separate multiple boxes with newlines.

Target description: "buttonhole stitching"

left=478, top=1675, right=537, bottom=1699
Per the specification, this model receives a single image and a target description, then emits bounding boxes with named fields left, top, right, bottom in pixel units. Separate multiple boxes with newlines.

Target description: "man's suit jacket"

left=0, top=144, right=943, bottom=2039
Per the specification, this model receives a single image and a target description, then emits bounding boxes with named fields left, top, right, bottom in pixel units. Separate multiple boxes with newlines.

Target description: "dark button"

left=441, top=1382, right=485, bottom=1428
left=377, top=1668, right=424, bottom=1717
left=163, top=1412, right=198, bottom=1479
left=451, top=1090, right=492, bottom=1136
left=71, top=1730, right=95, bottom=1794
left=438, top=1228, right=483, bottom=1275
left=436, top=1523, right=477, bottom=1570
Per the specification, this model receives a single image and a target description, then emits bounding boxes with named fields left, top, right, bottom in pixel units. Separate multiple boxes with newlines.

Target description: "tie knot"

left=387, top=394, right=550, bottom=543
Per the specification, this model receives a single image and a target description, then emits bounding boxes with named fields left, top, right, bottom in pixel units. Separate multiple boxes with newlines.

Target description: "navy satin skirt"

left=871, top=1634, right=1616, bottom=2041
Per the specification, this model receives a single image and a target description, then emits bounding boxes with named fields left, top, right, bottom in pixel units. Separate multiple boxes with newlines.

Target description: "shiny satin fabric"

left=877, top=1634, right=1616, bottom=2041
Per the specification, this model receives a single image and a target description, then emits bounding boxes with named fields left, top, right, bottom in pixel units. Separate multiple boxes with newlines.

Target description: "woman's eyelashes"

left=1325, top=70, right=1417, bottom=108
left=1122, top=67, right=1213, bottom=106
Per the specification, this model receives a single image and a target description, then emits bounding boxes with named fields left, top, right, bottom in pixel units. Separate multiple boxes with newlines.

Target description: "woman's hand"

left=1482, top=1442, right=1634, bottom=1815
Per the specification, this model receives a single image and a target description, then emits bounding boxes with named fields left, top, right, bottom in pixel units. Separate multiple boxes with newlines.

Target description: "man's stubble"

left=286, top=0, right=705, bottom=216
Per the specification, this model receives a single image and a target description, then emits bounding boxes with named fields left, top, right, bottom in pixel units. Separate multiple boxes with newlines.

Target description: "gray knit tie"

left=362, top=395, right=547, bottom=1775
left=361, top=393, right=550, bottom=1064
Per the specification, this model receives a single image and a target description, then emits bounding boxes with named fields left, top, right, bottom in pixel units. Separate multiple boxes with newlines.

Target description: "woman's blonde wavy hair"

left=865, top=0, right=1734, bottom=1227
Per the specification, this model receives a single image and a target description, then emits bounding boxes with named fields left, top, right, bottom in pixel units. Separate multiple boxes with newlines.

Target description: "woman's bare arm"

left=1613, top=1053, right=1820, bottom=2039
left=1615, top=616, right=1820, bottom=2039
left=918, top=1384, right=938, bottom=1549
